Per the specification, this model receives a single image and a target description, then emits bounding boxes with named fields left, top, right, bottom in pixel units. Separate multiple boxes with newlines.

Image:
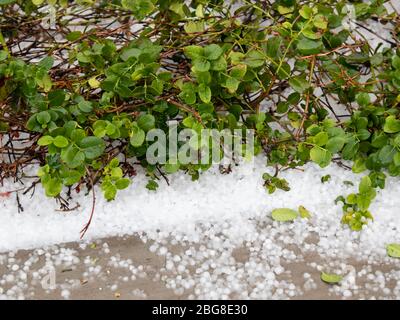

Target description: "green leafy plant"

left=336, top=176, right=376, bottom=231
left=1, top=0, right=399, bottom=235
left=262, top=173, right=290, bottom=194
left=100, top=158, right=130, bottom=201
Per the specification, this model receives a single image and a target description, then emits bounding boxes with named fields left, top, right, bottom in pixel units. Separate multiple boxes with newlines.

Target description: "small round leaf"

left=271, top=208, right=298, bottom=222
left=386, top=243, right=400, bottom=259
left=320, top=272, right=343, bottom=284
left=37, top=135, right=54, bottom=146
left=53, top=136, right=69, bottom=148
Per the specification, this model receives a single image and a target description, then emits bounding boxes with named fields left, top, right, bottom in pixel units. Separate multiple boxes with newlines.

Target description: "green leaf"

left=88, top=77, right=100, bottom=89
left=110, top=167, right=123, bottom=179
left=326, top=136, right=346, bottom=154
left=289, top=75, right=309, bottom=93
left=371, top=132, right=388, bottom=148
left=243, top=50, right=265, bottom=68
left=62, top=170, right=83, bottom=186
left=121, top=0, right=155, bottom=18
left=26, top=115, right=41, bottom=132
left=137, top=114, right=155, bottom=132
left=151, top=78, right=164, bottom=95
left=384, top=116, right=400, bottom=133
left=184, top=45, right=204, bottom=60
left=386, top=243, right=400, bottom=258
left=352, top=158, right=366, bottom=173
left=393, top=134, right=400, bottom=148
left=53, top=136, right=69, bottom=148
left=115, top=83, right=133, bottom=98
left=130, top=128, right=145, bottom=147
left=229, top=51, right=244, bottom=64
left=378, top=145, right=396, bottom=165
left=298, top=205, right=311, bottom=219
left=182, top=116, right=195, bottom=128
left=264, top=36, right=281, bottom=59
left=310, top=147, right=332, bottom=168
left=359, top=176, right=372, bottom=194
left=44, top=178, right=62, bottom=197
left=78, top=100, right=93, bottom=113
left=356, top=92, right=370, bottom=107
left=314, top=132, right=329, bottom=146
left=76, top=52, right=91, bottom=63
left=343, top=181, right=354, bottom=187
left=102, top=183, right=117, bottom=201
left=371, top=53, right=384, bottom=66
left=303, top=27, right=322, bottom=40
left=38, top=56, right=54, bottom=70
left=224, top=77, right=240, bottom=93
left=357, top=195, right=373, bottom=212
left=277, top=5, right=294, bottom=15
left=203, top=44, right=223, bottom=60
left=392, top=55, right=400, bottom=70
left=36, top=111, right=51, bottom=125
left=0, top=0, right=16, bottom=6
left=297, top=38, right=324, bottom=55
left=313, top=14, right=328, bottom=29
left=0, top=121, right=9, bottom=132
left=61, top=146, right=85, bottom=168
left=70, top=129, right=86, bottom=143
left=109, top=158, right=120, bottom=168
left=306, top=124, right=321, bottom=135
left=193, top=58, right=210, bottom=72
left=179, top=88, right=197, bottom=105
left=120, top=48, right=141, bottom=61
left=146, top=179, right=159, bottom=191
left=299, top=5, right=312, bottom=19
left=66, top=31, right=82, bottom=41
left=198, top=84, right=211, bottom=103
left=32, top=0, right=44, bottom=5
left=321, top=174, right=331, bottom=183
left=346, top=193, right=357, bottom=205
left=195, top=4, right=204, bottom=18
left=320, top=272, right=343, bottom=284
left=0, top=50, right=8, bottom=61
left=37, top=135, right=54, bottom=146
left=357, top=129, right=371, bottom=141
left=271, top=208, right=298, bottom=222
left=164, top=160, right=180, bottom=174
left=48, top=90, right=66, bottom=107
left=115, top=178, right=130, bottom=190
left=195, top=71, right=211, bottom=84
left=394, top=152, right=400, bottom=166
left=79, top=136, right=105, bottom=159
left=36, top=73, right=52, bottom=92
left=105, top=123, right=117, bottom=136
left=184, top=21, right=205, bottom=34
left=230, top=64, right=247, bottom=79
left=210, top=56, right=227, bottom=71
left=342, top=138, right=359, bottom=160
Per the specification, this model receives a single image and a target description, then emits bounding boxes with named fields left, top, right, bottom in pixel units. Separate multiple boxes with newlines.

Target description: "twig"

left=80, top=167, right=96, bottom=239
left=156, top=165, right=170, bottom=186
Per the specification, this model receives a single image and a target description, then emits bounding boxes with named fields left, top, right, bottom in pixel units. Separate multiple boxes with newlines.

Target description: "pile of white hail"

left=1, top=156, right=400, bottom=300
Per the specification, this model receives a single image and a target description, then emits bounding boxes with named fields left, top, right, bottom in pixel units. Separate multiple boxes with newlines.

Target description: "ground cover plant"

left=0, top=0, right=399, bottom=236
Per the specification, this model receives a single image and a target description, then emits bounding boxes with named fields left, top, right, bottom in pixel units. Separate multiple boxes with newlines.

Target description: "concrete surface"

left=1, top=234, right=399, bottom=300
